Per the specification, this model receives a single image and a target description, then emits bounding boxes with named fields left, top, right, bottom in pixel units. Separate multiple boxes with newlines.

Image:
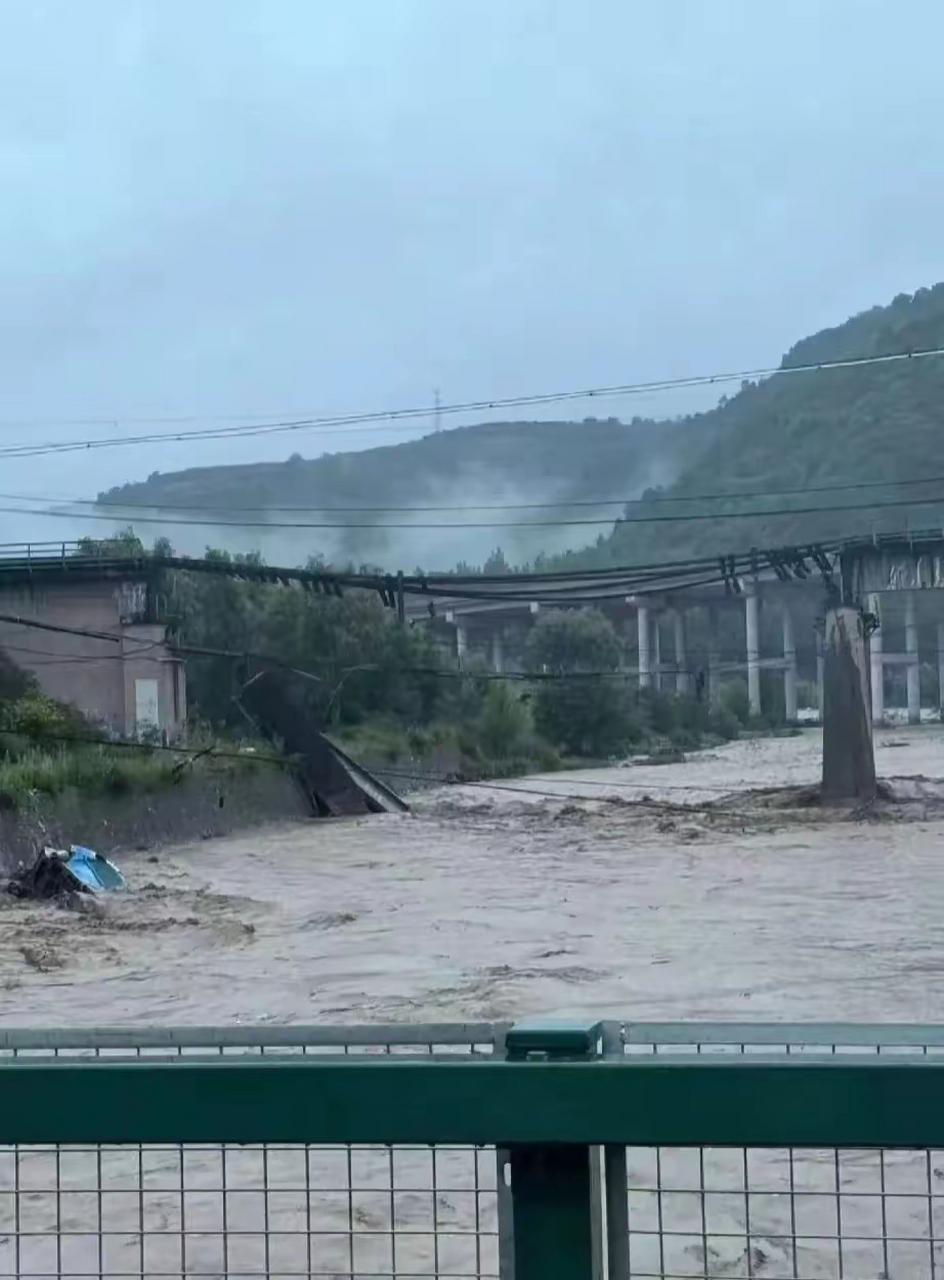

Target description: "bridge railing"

left=1, top=1021, right=944, bottom=1279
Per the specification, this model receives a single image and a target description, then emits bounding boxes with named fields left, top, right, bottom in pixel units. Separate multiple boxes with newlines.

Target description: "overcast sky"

left=2, top=0, right=943, bottom=545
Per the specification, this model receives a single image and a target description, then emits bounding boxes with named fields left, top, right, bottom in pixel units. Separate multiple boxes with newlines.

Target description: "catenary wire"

left=0, top=620, right=824, bottom=802
left=0, top=720, right=804, bottom=824
left=0, top=719, right=797, bottom=805
left=0, top=723, right=289, bottom=767
left=11, top=470, right=944, bottom=515
left=361, top=762, right=813, bottom=805
left=0, top=540, right=843, bottom=605
left=0, top=614, right=752, bottom=684
left=0, top=344, right=940, bottom=458
left=0, top=492, right=940, bottom=530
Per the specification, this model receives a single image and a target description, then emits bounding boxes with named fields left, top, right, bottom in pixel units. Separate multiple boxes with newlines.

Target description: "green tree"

left=77, top=527, right=146, bottom=557
left=525, top=608, right=623, bottom=672
left=0, top=651, right=37, bottom=702
left=171, top=549, right=452, bottom=732
left=525, top=609, right=633, bottom=757
left=477, top=680, right=530, bottom=759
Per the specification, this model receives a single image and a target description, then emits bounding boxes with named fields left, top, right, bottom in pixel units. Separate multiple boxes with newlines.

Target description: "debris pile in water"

left=7, top=845, right=124, bottom=903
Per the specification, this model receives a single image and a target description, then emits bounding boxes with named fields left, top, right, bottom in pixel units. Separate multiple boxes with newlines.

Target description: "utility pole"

left=821, top=597, right=876, bottom=803
left=434, top=387, right=442, bottom=433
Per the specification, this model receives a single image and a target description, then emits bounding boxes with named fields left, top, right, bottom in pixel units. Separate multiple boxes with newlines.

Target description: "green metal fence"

left=1, top=1020, right=944, bottom=1278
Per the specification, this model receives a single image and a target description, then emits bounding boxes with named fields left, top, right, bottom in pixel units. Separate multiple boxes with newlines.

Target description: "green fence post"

left=602, top=1020, right=630, bottom=1280
left=493, top=1024, right=516, bottom=1280
left=505, top=1020, right=603, bottom=1280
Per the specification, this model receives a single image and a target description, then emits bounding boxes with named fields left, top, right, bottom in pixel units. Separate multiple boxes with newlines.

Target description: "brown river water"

left=3, top=726, right=944, bottom=1278
left=3, top=726, right=944, bottom=1026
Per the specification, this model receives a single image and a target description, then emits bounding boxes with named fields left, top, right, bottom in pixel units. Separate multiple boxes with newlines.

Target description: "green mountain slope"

left=97, top=416, right=713, bottom=569
left=100, top=282, right=944, bottom=571
left=568, top=283, right=944, bottom=568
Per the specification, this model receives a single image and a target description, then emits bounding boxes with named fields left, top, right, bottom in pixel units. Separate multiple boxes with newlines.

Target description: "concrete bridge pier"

left=906, top=591, right=920, bottom=724
left=708, top=607, right=721, bottom=707
left=673, top=610, right=689, bottom=694
left=868, top=594, right=884, bottom=725
left=938, top=621, right=944, bottom=719
left=821, top=604, right=876, bottom=803
left=782, top=601, right=798, bottom=722
left=445, top=613, right=468, bottom=670
left=635, top=602, right=651, bottom=689
left=745, top=587, right=761, bottom=717
left=652, top=614, right=662, bottom=692
left=491, top=630, right=504, bottom=675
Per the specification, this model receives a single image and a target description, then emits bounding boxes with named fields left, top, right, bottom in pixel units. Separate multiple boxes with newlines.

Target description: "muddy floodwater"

left=2, top=725, right=944, bottom=1026
left=4, top=727, right=944, bottom=1280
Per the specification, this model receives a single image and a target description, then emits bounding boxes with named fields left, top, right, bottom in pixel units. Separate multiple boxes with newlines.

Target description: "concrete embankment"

left=0, top=767, right=310, bottom=869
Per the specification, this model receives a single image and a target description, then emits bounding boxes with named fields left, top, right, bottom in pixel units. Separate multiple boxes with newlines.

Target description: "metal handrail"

left=0, top=1021, right=507, bottom=1052
left=2, top=1020, right=944, bottom=1280
left=2, top=1019, right=942, bottom=1053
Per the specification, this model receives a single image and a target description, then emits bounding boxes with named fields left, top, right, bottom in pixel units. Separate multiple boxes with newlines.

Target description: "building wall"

left=0, top=579, right=185, bottom=739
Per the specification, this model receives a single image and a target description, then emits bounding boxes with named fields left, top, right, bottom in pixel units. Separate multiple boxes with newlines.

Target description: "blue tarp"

left=65, top=846, right=124, bottom=892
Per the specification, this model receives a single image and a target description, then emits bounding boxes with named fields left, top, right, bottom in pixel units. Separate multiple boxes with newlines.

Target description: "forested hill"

left=96, top=416, right=713, bottom=570
left=101, top=283, right=944, bottom=571
left=555, top=283, right=944, bottom=570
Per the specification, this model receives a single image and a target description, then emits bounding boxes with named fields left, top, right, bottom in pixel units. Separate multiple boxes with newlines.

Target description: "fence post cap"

left=506, top=1019, right=603, bottom=1060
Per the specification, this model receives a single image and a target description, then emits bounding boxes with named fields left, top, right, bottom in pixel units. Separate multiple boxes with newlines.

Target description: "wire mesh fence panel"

left=623, top=1145, right=944, bottom=1280
left=0, top=1142, right=500, bottom=1279
left=10, top=1023, right=944, bottom=1278
left=0, top=1027, right=513, bottom=1280
left=617, top=1027, right=944, bottom=1277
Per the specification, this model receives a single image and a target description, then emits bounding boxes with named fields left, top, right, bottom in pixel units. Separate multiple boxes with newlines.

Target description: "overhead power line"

left=0, top=721, right=289, bottom=767
left=362, top=763, right=784, bottom=807
left=9, top=468, right=944, bottom=516
left=0, top=536, right=850, bottom=605
left=0, top=540, right=747, bottom=599
left=0, top=345, right=941, bottom=460
left=0, top=611, right=708, bottom=683
left=0, top=493, right=941, bottom=531
left=0, top=720, right=774, bottom=815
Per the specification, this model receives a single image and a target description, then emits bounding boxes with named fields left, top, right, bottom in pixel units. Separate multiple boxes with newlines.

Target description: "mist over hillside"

left=96, top=284, right=944, bottom=572
left=96, top=416, right=711, bottom=570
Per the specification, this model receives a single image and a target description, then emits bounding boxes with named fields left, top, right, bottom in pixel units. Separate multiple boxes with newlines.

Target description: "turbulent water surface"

left=3, top=727, right=944, bottom=1279
left=2, top=726, right=943, bottom=1025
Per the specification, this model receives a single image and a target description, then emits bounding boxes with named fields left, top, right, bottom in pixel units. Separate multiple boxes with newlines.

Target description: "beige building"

left=0, top=577, right=185, bottom=740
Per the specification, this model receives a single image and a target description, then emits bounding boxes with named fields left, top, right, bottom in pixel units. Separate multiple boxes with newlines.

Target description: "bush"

left=637, top=687, right=677, bottom=736
left=524, top=609, right=635, bottom=758
left=532, top=678, right=637, bottom=758
left=0, top=653, right=38, bottom=703
left=644, top=741, right=687, bottom=763
left=0, top=694, right=96, bottom=744
left=707, top=706, right=741, bottom=741
left=668, top=727, right=701, bottom=752
left=525, top=608, right=623, bottom=672
left=759, top=670, right=786, bottom=725
left=0, top=744, right=178, bottom=808
left=920, top=661, right=939, bottom=708
left=719, top=680, right=751, bottom=726
left=797, top=679, right=819, bottom=710
left=666, top=693, right=710, bottom=735
left=477, top=682, right=531, bottom=759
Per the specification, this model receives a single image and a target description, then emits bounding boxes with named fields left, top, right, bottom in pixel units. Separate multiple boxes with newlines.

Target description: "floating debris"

left=7, top=846, right=124, bottom=902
